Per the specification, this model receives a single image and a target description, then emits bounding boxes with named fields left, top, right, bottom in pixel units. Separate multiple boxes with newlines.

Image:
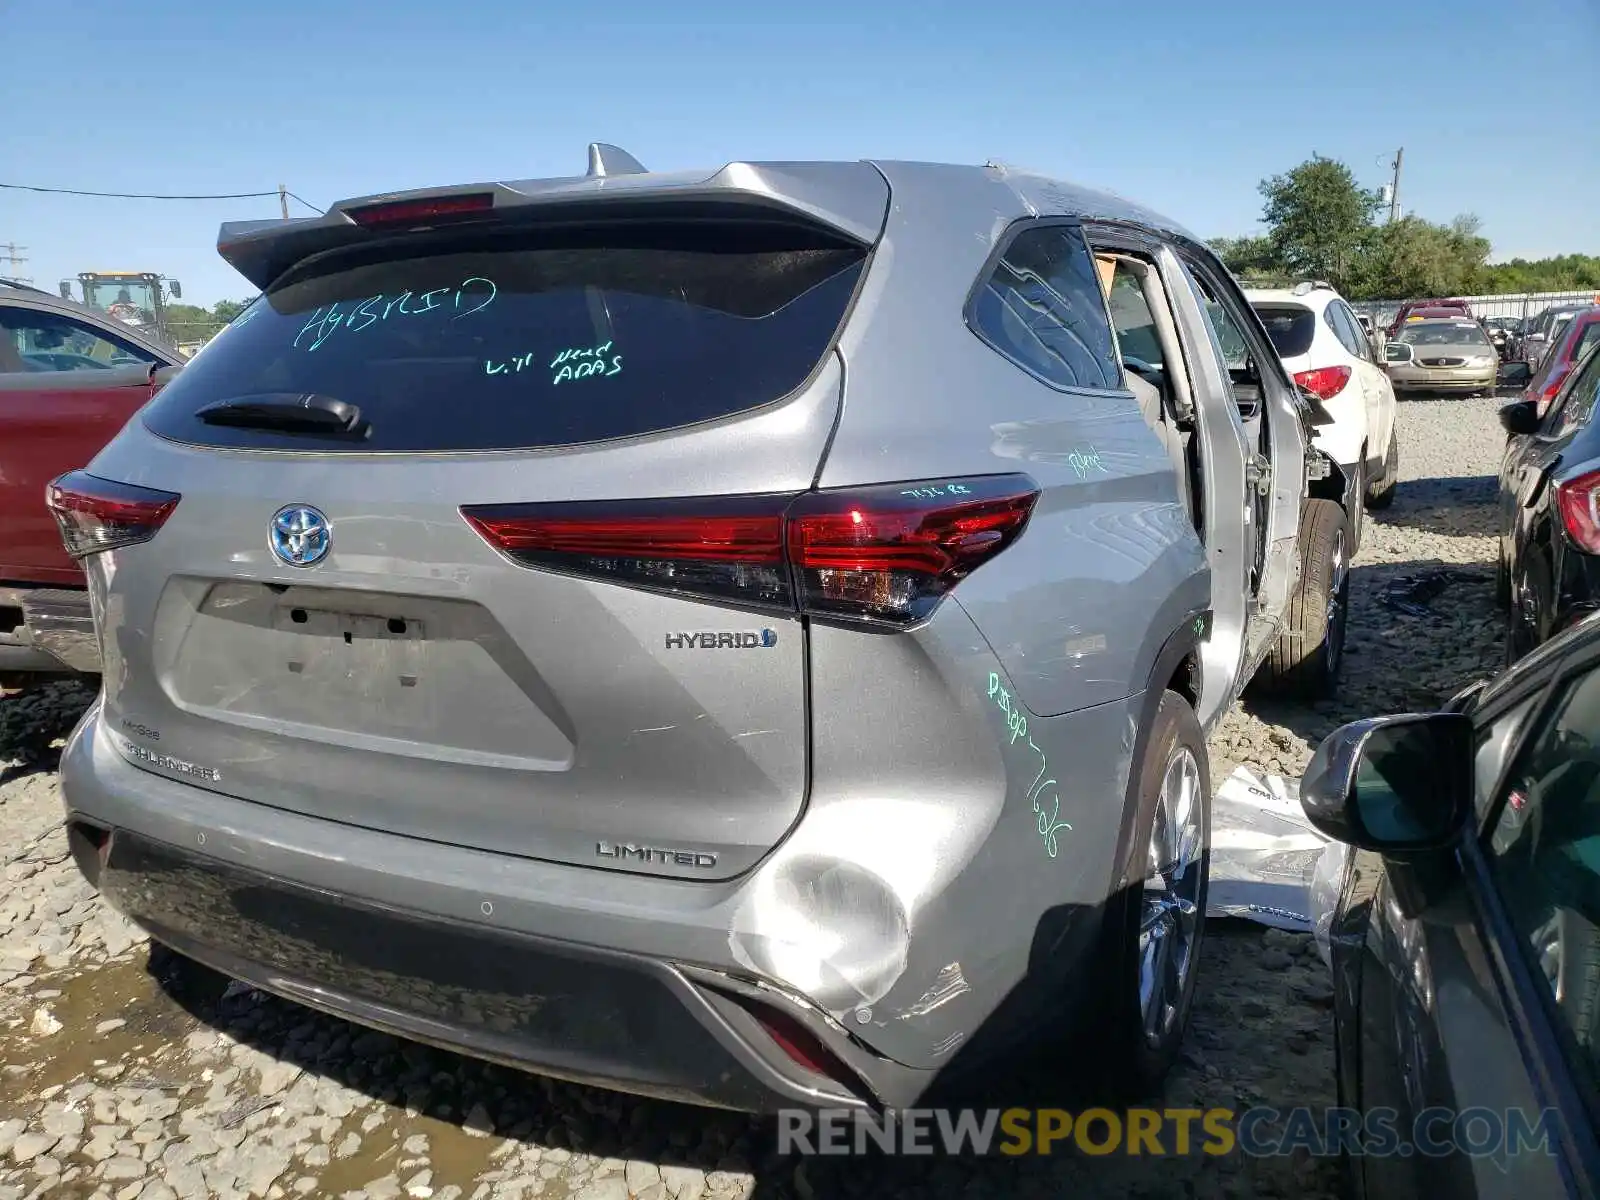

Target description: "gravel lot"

left=0, top=397, right=1508, bottom=1200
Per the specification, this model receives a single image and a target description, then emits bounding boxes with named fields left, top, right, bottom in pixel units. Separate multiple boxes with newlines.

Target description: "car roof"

left=1243, top=287, right=1331, bottom=308
left=215, top=146, right=1203, bottom=291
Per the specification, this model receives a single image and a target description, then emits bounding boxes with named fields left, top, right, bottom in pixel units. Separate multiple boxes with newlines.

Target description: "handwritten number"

left=1032, top=787, right=1072, bottom=858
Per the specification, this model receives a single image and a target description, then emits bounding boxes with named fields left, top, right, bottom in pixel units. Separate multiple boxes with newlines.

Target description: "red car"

left=1387, top=297, right=1473, bottom=335
left=1527, top=305, right=1600, bottom=415
left=0, top=279, right=183, bottom=682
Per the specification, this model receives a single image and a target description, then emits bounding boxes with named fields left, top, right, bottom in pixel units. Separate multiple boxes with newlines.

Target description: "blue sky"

left=4, top=0, right=1596, bottom=306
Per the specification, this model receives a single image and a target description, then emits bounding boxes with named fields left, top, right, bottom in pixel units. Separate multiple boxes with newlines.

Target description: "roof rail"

left=586, top=143, right=647, bottom=178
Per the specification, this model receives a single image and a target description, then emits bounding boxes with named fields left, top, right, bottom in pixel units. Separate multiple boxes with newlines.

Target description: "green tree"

left=162, top=303, right=225, bottom=341
left=1350, top=214, right=1491, bottom=300
left=1208, top=235, right=1288, bottom=285
left=1479, top=254, right=1600, bottom=294
left=212, top=298, right=252, bottom=324
left=1259, top=155, right=1382, bottom=291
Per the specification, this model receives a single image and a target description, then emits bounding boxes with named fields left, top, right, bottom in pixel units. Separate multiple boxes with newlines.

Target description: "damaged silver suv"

left=56, top=145, right=1349, bottom=1111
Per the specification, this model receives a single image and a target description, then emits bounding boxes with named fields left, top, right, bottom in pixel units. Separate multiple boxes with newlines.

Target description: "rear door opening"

left=89, top=214, right=875, bottom=879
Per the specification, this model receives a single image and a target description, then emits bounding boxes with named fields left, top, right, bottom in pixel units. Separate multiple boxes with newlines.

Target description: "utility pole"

left=278, top=184, right=289, bottom=220
left=0, top=242, right=29, bottom=283
left=1386, top=148, right=1403, bottom=223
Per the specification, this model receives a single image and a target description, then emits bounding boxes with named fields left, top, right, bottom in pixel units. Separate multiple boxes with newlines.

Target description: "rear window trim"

left=140, top=218, right=881, bottom=458
left=962, top=216, right=1130, bottom=397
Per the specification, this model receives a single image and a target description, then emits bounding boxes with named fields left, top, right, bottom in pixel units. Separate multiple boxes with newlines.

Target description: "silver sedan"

left=1385, top=318, right=1499, bottom=393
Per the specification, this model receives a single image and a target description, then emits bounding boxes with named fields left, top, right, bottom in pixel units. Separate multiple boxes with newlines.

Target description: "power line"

left=0, top=182, right=324, bottom=213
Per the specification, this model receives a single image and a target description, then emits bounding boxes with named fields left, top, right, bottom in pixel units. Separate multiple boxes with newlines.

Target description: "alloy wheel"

left=1139, top=746, right=1204, bottom=1049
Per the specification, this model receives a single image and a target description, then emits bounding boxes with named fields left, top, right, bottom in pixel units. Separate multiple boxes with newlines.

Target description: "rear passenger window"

left=0, top=307, right=157, bottom=374
left=1325, top=303, right=1368, bottom=361
left=968, top=224, right=1121, bottom=391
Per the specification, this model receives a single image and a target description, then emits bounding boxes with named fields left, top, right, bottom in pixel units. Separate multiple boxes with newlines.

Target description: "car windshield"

left=1397, top=322, right=1491, bottom=347
left=1250, top=303, right=1316, bottom=358
left=1573, top=323, right=1600, bottom=363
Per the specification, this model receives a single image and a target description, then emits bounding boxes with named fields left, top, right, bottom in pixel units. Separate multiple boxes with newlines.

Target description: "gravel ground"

left=0, top=397, right=1509, bottom=1200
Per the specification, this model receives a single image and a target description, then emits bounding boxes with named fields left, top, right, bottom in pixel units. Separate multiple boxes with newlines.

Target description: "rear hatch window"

left=141, top=223, right=868, bottom=453
left=1250, top=303, right=1316, bottom=358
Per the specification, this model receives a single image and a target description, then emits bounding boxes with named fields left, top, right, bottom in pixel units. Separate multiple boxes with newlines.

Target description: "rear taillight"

left=1293, top=365, right=1352, bottom=400
left=461, top=474, right=1039, bottom=628
left=345, top=193, right=494, bottom=228
left=786, top=477, right=1039, bottom=626
left=46, top=471, right=181, bottom=559
left=461, top=495, right=793, bottom=611
left=1557, top=468, right=1600, bottom=555
left=1536, top=367, right=1572, bottom=416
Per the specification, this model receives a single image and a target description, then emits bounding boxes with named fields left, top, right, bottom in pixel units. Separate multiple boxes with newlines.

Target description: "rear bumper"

left=59, top=699, right=1044, bottom=1113
left=0, top=587, right=98, bottom=675
left=74, top=824, right=876, bottom=1112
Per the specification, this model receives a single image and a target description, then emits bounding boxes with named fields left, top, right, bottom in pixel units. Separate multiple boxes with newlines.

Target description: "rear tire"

left=1258, top=499, right=1350, bottom=700
left=1366, top=432, right=1399, bottom=510
left=1090, top=691, right=1211, bottom=1100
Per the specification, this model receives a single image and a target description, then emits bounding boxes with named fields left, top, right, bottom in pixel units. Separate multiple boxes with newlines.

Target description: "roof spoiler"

left=216, top=148, right=886, bottom=291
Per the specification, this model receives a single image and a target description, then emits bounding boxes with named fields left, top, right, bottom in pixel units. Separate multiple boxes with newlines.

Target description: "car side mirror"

left=1385, top=342, right=1414, bottom=364
left=1300, top=713, right=1474, bottom=853
left=58, top=282, right=72, bottom=300
left=1499, top=399, right=1542, bottom=435
left=1498, top=362, right=1532, bottom=389
left=168, top=280, right=182, bottom=300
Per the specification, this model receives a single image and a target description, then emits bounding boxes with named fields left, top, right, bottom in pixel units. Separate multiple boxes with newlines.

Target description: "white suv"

left=1246, top=282, right=1400, bottom=516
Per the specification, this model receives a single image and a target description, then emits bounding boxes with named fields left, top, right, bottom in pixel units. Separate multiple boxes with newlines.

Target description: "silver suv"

left=56, top=146, right=1348, bottom=1111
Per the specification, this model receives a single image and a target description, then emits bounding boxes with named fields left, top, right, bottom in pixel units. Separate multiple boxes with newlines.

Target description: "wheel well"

left=1164, top=653, right=1200, bottom=707
left=1308, top=453, right=1350, bottom=506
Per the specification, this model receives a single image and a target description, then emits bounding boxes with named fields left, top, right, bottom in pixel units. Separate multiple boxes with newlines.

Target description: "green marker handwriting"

left=988, top=671, right=1072, bottom=858
left=1067, top=445, right=1107, bottom=479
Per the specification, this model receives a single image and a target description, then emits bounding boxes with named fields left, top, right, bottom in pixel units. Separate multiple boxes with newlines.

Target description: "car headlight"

left=1465, top=355, right=1494, bottom=367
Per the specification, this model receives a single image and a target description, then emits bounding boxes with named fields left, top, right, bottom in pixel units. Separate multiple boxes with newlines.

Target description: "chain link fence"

left=1350, top=290, right=1600, bottom=328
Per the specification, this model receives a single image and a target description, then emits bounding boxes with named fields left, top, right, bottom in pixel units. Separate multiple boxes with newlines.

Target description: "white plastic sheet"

left=1207, top=765, right=1346, bottom=964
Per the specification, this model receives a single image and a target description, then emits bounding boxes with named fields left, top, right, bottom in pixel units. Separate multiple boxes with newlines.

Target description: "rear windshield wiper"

left=195, top=393, right=366, bottom=436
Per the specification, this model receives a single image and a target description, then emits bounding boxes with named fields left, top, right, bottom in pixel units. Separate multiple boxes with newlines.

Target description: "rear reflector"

left=462, top=474, right=1039, bottom=628
left=1557, top=467, right=1600, bottom=555
left=46, top=471, right=181, bottom=559
left=1293, top=365, right=1352, bottom=401
left=345, top=193, right=495, bottom=228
